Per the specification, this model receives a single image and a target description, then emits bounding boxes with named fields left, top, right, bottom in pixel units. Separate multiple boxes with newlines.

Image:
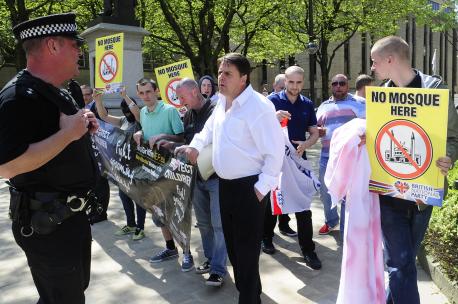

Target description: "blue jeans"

left=380, top=196, right=433, bottom=304
left=119, top=190, right=146, bottom=230
left=319, top=157, right=345, bottom=234
left=193, top=178, right=227, bottom=276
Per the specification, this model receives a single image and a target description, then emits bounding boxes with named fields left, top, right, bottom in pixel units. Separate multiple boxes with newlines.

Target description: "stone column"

left=80, top=23, right=149, bottom=108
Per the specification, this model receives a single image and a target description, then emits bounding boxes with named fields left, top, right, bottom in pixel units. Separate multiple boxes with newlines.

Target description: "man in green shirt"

left=132, top=78, right=194, bottom=271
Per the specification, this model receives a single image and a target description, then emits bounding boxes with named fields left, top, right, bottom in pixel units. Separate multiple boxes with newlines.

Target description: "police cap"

left=13, top=13, right=84, bottom=45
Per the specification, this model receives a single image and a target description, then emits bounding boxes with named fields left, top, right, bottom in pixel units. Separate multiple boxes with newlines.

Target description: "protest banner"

left=366, top=86, right=449, bottom=206
left=95, top=33, right=124, bottom=93
left=92, top=120, right=196, bottom=250
left=154, top=59, right=194, bottom=116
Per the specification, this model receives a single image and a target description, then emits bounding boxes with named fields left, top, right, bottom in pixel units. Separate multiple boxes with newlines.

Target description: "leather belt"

left=29, top=190, right=93, bottom=213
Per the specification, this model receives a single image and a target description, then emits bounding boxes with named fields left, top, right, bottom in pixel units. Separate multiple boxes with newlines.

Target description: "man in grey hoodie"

left=370, top=36, right=458, bottom=304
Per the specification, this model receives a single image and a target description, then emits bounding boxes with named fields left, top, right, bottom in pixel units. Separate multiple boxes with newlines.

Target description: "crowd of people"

left=1, top=12, right=458, bottom=304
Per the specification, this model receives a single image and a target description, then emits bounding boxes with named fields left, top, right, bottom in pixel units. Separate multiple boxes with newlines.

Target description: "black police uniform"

left=67, top=82, right=110, bottom=223
left=0, top=70, right=98, bottom=304
left=0, top=13, right=98, bottom=304
left=88, top=101, right=111, bottom=223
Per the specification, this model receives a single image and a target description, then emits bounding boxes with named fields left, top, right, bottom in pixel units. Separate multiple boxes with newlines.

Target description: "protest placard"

left=154, top=59, right=194, bottom=116
left=95, top=33, right=124, bottom=93
left=366, top=86, right=449, bottom=206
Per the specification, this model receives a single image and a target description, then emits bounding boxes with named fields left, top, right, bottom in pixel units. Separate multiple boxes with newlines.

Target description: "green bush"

left=424, top=164, right=458, bottom=283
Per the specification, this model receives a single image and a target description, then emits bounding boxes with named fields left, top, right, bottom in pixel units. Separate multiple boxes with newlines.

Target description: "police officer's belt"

left=9, top=189, right=94, bottom=237
left=29, top=192, right=92, bottom=213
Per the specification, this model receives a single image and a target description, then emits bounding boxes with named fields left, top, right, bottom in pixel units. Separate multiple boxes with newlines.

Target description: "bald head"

left=285, top=66, right=304, bottom=78
left=176, top=78, right=205, bottom=110
left=176, top=78, right=199, bottom=91
left=330, top=74, right=349, bottom=101
left=331, top=74, right=348, bottom=83
left=371, top=36, right=410, bottom=63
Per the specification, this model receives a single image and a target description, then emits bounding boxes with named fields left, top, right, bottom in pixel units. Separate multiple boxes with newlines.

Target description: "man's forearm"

left=162, top=134, right=184, bottom=143
left=0, top=129, right=76, bottom=179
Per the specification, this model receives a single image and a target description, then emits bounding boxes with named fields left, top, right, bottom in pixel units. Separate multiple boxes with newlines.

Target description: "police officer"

left=0, top=13, right=99, bottom=304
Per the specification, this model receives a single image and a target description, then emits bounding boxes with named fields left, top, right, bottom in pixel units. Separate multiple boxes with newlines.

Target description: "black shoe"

left=303, top=251, right=322, bottom=270
left=89, top=214, right=107, bottom=224
left=196, top=260, right=211, bottom=274
left=261, top=239, right=276, bottom=255
left=206, top=273, right=223, bottom=287
left=279, top=225, right=298, bottom=237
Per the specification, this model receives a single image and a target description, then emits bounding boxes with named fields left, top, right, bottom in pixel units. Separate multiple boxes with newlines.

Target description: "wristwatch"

left=128, top=103, right=136, bottom=108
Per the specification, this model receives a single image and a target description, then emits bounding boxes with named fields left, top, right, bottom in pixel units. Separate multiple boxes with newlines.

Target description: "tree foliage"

left=138, top=0, right=294, bottom=78
left=0, top=0, right=102, bottom=69
left=278, top=0, right=458, bottom=100
left=1, top=0, right=457, bottom=87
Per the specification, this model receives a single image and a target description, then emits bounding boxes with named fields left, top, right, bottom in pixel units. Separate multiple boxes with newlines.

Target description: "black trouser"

left=264, top=202, right=315, bottom=254
left=263, top=213, right=290, bottom=231
left=92, top=175, right=110, bottom=216
left=13, top=212, right=92, bottom=304
left=220, top=175, right=267, bottom=304
left=278, top=214, right=291, bottom=229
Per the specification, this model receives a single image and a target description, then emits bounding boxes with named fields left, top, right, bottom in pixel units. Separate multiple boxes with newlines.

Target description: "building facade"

left=250, top=16, right=458, bottom=105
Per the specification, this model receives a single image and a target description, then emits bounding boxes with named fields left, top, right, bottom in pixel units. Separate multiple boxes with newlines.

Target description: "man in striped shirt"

left=316, top=74, right=366, bottom=237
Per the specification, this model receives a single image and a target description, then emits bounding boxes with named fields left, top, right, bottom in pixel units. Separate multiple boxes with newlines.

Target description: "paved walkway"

left=0, top=147, right=450, bottom=303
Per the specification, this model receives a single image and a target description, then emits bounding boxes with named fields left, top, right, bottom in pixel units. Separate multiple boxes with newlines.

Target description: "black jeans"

left=264, top=202, right=315, bottom=254
left=13, top=212, right=92, bottom=304
left=220, top=175, right=267, bottom=304
left=278, top=214, right=291, bottom=230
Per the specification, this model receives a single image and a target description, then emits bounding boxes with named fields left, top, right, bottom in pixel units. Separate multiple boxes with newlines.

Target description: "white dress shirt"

left=190, top=84, right=284, bottom=196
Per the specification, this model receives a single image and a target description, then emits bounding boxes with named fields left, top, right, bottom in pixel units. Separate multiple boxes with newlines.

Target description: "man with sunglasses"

left=316, top=74, right=366, bottom=237
left=0, top=13, right=99, bottom=303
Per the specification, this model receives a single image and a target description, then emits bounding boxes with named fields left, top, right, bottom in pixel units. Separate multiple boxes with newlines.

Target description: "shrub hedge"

left=424, top=164, right=458, bottom=283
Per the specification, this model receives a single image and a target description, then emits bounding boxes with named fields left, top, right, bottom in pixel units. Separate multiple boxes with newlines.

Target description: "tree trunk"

left=319, top=39, right=330, bottom=102
left=5, top=0, right=29, bottom=70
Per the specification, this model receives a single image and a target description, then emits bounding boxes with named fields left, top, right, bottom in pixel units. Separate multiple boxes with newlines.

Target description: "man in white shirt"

left=178, top=53, right=284, bottom=304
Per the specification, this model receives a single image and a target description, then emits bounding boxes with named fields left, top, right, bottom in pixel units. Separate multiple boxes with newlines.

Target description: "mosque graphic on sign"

left=384, top=130, right=422, bottom=166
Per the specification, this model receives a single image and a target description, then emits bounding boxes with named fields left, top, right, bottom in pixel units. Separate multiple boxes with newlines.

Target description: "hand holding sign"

left=133, top=131, right=143, bottom=146
left=436, top=156, right=452, bottom=176
left=175, top=145, right=199, bottom=165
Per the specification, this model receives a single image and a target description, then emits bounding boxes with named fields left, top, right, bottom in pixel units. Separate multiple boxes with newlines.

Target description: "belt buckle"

left=67, top=195, right=87, bottom=212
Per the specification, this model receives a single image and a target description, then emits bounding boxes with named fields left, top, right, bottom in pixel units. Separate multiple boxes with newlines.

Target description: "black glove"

left=68, top=79, right=85, bottom=109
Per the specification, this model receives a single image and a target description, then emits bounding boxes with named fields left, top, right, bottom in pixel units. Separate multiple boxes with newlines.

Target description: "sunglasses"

left=332, top=81, right=347, bottom=87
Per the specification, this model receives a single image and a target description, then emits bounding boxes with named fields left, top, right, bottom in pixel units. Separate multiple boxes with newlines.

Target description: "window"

left=429, top=1, right=440, bottom=11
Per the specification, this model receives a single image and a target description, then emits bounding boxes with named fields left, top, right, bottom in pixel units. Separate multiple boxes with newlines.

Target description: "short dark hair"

left=218, top=53, right=251, bottom=85
left=355, top=74, right=374, bottom=91
left=136, top=77, right=157, bottom=90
